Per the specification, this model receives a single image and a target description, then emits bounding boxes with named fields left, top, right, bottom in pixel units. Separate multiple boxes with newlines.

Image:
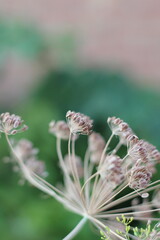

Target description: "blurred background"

left=0, top=0, right=160, bottom=239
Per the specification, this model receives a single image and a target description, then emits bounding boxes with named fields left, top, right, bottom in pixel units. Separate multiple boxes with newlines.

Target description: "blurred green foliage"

left=34, top=69, right=160, bottom=145
left=0, top=20, right=160, bottom=240
left=0, top=20, right=46, bottom=60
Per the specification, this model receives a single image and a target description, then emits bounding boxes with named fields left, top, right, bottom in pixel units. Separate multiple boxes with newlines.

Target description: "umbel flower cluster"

left=1, top=111, right=160, bottom=240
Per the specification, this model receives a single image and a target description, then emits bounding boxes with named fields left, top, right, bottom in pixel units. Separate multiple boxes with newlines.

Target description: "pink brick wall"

left=0, top=0, right=160, bottom=90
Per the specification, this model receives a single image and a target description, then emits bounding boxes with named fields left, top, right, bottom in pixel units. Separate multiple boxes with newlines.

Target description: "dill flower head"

left=25, top=158, right=46, bottom=177
left=99, top=155, right=124, bottom=185
left=13, top=139, right=39, bottom=160
left=66, top=110, right=93, bottom=135
left=49, top=120, right=70, bottom=140
left=2, top=111, right=160, bottom=240
left=64, top=154, right=84, bottom=178
left=129, top=165, right=152, bottom=190
left=107, top=116, right=134, bottom=145
left=88, top=132, right=105, bottom=164
left=0, top=112, right=28, bottom=135
left=7, top=138, right=47, bottom=178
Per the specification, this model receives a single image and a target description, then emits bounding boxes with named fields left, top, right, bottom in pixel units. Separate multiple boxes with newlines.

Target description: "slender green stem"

left=63, top=217, right=87, bottom=240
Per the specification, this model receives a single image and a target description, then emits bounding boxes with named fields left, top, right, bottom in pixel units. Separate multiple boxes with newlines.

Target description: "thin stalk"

left=57, top=138, right=84, bottom=209
left=97, top=184, right=129, bottom=211
left=71, top=136, right=81, bottom=187
left=68, top=132, right=78, bottom=184
left=32, top=172, right=69, bottom=198
left=130, top=217, right=160, bottom=221
left=90, top=133, right=114, bottom=206
left=94, top=182, right=127, bottom=211
left=84, top=148, right=90, bottom=182
left=68, top=133, right=86, bottom=211
left=95, top=202, right=153, bottom=214
left=83, top=148, right=90, bottom=206
left=63, top=217, right=87, bottom=240
left=103, top=183, right=160, bottom=212
left=81, top=171, right=100, bottom=195
left=57, top=137, right=70, bottom=176
left=86, top=161, right=94, bottom=206
left=57, top=138, right=77, bottom=191
left=96, top=207, right=160, bottom=218
left=5, top=134, right=82, bottom=215
left=90, top=179, right=107, bottom=210
left=99, top=133, right=114, bottom=167
left=89, top=216, right=126, bottom=240
left=111, top=140, right=122, bottom=155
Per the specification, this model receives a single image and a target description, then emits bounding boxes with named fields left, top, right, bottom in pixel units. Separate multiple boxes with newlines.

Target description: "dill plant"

left=0, top=111, right=160, bottom=239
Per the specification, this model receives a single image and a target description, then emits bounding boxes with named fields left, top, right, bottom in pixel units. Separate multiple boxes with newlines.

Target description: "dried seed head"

left=25, top=158, right=47, bottom=177
left=13, top=139, right=47, bottom=177
left=14, top=139, right=38, bottom=160
left=66, top=110, right=93, bottom=135
left=142, top=141, right=160, bottom=162
left=128, top=141, right=148, bottom=163
left=64, top=154, right=84, bottom=178
left=100, top=155, right=124, bottom=185
left=88, top=132, right=105, bottom=164
left=129, top=165, right=152, bottom=190
left=128, top=139, right=160, bottom=164
left=0, top=112, right=28, bottom=135
left=107, top=117, right=123, bottom=135
left=49, top=120, right=70, bottom=140
left=127, top=134, right=139, bottom=147
left=90, top=151, right=104, bottom=165
left=88, top=132, right=105, bottom=152
left=107, top=116, right=134, bottom=145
